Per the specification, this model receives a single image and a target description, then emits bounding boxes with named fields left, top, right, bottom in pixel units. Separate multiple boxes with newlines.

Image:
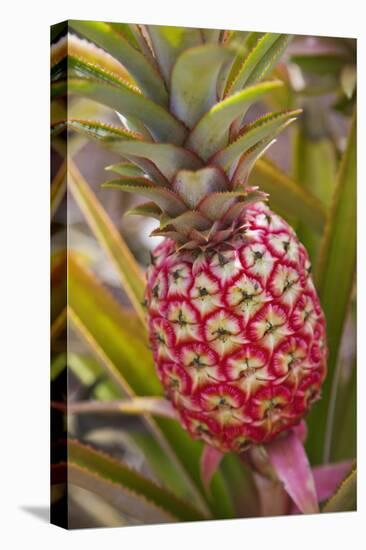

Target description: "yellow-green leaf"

left=68, top=161, right=147, bottom=326
left=250, top=157, right=327, bottom=232
left=322, top=468, right=356, bottom=513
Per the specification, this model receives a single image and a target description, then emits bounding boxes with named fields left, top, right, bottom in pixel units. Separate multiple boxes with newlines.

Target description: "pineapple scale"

left=146, top=202, right=327, bottom=452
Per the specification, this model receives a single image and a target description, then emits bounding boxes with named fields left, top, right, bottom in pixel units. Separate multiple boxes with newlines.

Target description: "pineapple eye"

left=283, top=240, right=290, bottom=252
left=198, top=286, right=208, bottom=297
left=177, top=309, right=187, bottom=325
left=173, top=270, right=181, bottom=281
left=253, top=250, right=264, bottom=261
left=152, top=284, right=159, bottom=298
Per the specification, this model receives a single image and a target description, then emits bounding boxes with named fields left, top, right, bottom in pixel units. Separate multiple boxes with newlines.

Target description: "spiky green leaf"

left=170, top=44, right=234, bottom=127
left=69, top=20, right=168, bottom=105
left=66, top=78, right=187, bottom=144
left=227, top=33, right=292, bottom=94
left=187, top=80, right=283, bottom=159
left=68, top=440, right=206, bottom=522
left=102, top=178, right=187, bottom=216
left=213, top=109, right=301, bottom=172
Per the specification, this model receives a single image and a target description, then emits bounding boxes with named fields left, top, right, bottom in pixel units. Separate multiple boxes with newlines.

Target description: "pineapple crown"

left=51, top=23, right=301, bottom=250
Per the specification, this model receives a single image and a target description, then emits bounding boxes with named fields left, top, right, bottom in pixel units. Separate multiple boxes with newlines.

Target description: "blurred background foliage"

left=51, top=25, right=356, bottom=528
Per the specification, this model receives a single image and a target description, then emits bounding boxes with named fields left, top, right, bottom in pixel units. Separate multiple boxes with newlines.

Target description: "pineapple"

left=52, top=23, right=327, bottom=452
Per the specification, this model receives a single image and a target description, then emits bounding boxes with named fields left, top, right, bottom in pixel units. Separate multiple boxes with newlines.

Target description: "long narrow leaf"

left=251, top=157, right=327, bottom=233
left=307, top=111, right=356, bottom=464
left=68, top=161, right=147, bottom=325
left=322, top=468, right=356, bottom=513
left=187, top=80, right=283, bottom=159
left=66, top=78, right=186, bottom=144
left=68, top=440, right=206, bottom=522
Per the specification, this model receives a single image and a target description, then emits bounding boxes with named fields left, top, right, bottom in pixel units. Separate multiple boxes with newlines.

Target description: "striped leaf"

left=67, top=440, right=206, bottom=522
left=69, top=20, right=168, bottom=105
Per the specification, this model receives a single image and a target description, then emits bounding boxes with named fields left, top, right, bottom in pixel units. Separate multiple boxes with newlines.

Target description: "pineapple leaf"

left=227, top=33, right=292, bottom=94
left=69, top=20, right=168, bottom=106
left=198, top=191, right=258, bottom=220
left=68, top=254, right=155, bottom=394
left=65, top=120, right=167, bottom=185
left=67, top=440, right=206, bottom=522
left=51, top=461, right=177, bottom=525
left=160, top=211, right=212, bottom=237
left=231, top=137, right=276, bottom=187
left=172, top=167, right=228, bottom=208
left=322, top=468, right=356, bottom=513
left=66, top=78, right=187, bottom=144
left=102, top=178, right=187, bottom=217
left=187, top=80, right=283, bottom=159
left=213, top=109, right=301, bottom=172
left=64, top=118, right=143, bottom=141
left=105, top=162, right=145, bottom=177
left=147, top=26, right=203, bottom=84
left=251, top=158, right=327, bottom=232
left=170, top=44, right=234, bottom=128
left=68, top=162, right=147, bottom=325
left=307, top=111, right=356, bottom=464
left=62, top=397, right=177, bottom=420
left=126, top=202, right=163, bottom=220
left=99, top=140, right=203, bottom=182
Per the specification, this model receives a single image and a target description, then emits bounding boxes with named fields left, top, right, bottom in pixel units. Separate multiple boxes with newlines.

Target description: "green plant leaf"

left=292, top=119, right=337, bottom=265
left=62, top=397, right=177, bottom=419
left=102, top=178, right=187, bottom=217
left=331, top=360, right=356, bottom=462
left=307, top=111, right=356, bottom=464
left=250, top=157, right=327, bottom=233
left=126, top=202, right=162, bottom=220
left=187, top=80, right=283, bottom=159
left=66, top=78, right=187, bottom=144
left=105, top=162, right=145, bottom=177
left=227, top=34, right=292, bottom=94
left=322, top=468, right=356, bottom=513
left=170, top=44, right=233, bottom=128
left=147, top=26, right=203, bottom=83
left=213, top=110, right=301, bottom=172
left=67, top=441, right=205, bottom=522
left=69, top=20, right=168, bottom=106
left=68, top=254, right=155, bottom=394
left=68, top=161, right=147, bottom=325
